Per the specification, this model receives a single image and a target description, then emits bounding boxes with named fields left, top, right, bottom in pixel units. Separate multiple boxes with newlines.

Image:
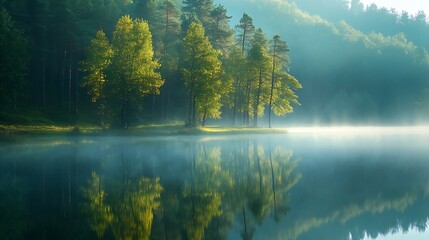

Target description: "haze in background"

left=215, top=0, right=429, bottom=126
left=360, top=0, right=429, bottom=15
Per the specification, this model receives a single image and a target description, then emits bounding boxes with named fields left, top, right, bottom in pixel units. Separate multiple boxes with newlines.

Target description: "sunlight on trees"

left=182, top=22, right=228, bottom=126
left=81, top=15, right=164, bottom=128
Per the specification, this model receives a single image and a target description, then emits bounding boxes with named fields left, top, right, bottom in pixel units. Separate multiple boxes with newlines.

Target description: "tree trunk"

left=61, top=49, right=67, bottom=109
left=187, top=83, right=194, bottom=126
left=13, top=90, right=17, bottom=110
left=268, top=44, right=277, bottom=129
left=253, top=68, right=263, bottom=127
left=244, top=79, right=252, bottom=126
left=68, top=64, right=72, bottom=113
left=232, top=77, right=241, bottom=126
left=75, top=52, right=79, bottom=114
left=42, top=63, right=46, bottom=111
left=192, top=96, right=197, bottom=127
left=202, top=108, right=207, bottom=126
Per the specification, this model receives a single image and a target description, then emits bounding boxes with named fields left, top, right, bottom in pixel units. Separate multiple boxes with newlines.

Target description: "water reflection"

left=76, top=138, right=300, bottom=240
left=1, top=134, right=429, bottom=239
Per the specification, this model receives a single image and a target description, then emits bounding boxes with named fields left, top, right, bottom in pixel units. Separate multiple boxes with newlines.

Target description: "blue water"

left=1, top=130, right=429, bottom=240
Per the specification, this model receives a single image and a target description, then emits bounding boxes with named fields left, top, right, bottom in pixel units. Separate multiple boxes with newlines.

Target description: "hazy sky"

left=359, top=0, right=429, bottom=15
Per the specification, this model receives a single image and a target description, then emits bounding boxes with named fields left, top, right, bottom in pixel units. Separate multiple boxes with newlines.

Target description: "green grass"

left=0, top=108, right=287, bottom=136
left=194, top=126, right=287, bottom=134
left=0, top=123, right=287, bottom=137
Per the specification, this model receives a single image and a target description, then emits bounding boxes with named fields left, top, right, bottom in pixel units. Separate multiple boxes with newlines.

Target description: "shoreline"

left=0, top=124, right=288, bottom=138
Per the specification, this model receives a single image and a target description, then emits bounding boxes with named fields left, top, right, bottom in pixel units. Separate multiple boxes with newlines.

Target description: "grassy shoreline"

left=0, top=124, right=288, bottom=137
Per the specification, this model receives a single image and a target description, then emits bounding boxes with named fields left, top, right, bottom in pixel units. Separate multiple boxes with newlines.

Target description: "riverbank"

left=0, top=124, right=288, bottom=137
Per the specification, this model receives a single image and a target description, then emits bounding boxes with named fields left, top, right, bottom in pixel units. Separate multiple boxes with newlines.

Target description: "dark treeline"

left=0, top=0, right=301, bottom=128
left=218, top=0, right=429, bottom=125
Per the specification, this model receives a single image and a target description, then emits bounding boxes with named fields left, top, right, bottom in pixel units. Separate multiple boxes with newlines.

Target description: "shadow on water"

left=1, top=133, right=429, bottom=239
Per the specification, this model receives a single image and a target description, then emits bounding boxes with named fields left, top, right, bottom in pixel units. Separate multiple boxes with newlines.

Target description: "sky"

left=359, top=0, right=429, bottom=15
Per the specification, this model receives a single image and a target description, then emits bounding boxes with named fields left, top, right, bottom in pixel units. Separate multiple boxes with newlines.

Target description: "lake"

left=1, top=128, right=429, bottom=240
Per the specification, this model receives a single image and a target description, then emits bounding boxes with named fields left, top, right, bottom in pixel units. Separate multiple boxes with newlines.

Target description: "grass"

left=0, top=123, right=288, bottom=137
left=0, top=107, right=287, bottom=136
left=196, top=126, right=287, bottom=134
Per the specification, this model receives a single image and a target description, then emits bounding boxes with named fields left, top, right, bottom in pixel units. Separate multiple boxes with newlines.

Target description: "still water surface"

left=1, top=129, right=429, bottom=240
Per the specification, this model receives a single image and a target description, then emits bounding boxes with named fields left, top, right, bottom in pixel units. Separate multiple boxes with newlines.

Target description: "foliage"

left=181, top=22, right=227, bottom=126
left=81, top=16, right=164, bottom=128
left=81, top=30, right=113, bottom=127
left=0, top=8, right=28, bottom=109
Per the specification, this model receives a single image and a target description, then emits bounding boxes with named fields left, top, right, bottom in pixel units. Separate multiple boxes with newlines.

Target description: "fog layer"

left=216, top=0, right=429, bottom=125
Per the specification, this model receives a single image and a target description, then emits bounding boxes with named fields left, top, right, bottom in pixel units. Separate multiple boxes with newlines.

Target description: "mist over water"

left=1, top=130, right=429, bottom=239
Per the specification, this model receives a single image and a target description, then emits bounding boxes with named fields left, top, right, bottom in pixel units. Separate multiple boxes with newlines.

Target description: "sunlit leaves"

left=81, top=15, right=164, bottom=128
left=112, top=15, right=164, bottom=96
left=182, top=22, right=228, bottom=126
left=81, top=30, right=113, bottom=103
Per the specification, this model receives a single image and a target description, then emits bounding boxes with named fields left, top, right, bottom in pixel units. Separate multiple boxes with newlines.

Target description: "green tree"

left=231, top=13, right=255, bottom=126
left=157, top=0, right=181, bottom=120
left=160, top=0, right=181, bottom=60
left=182, top=0, right=213, bottom=29
left=247, top=28, right=271, bottom=127
left=236, top=13, right=255, bottom=56
left=0, top=8, right=28, bottom=109
left=81, top=30, right=113, bottom=127
left=223, top=46, right=245, bottom=125
left=110, top=15, right=164, bottom=128
left=208, top=4, right=234, bottom=55
left=268, top=35, right=290, bottom=128
left=182, top=22, right=226, bottom=126
left=133, top=0, right=163, bottom=56
left=266, top=35, right=302, bottom=125
left=269, top=71, right=301, bottom=120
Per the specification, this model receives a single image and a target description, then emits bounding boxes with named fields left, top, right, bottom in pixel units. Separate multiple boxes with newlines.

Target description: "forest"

left=1, top=0, right=429, bottom=128
left=0, top=0, right=301, bottom=128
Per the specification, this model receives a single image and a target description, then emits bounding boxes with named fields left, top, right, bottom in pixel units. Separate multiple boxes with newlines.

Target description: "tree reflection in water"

left=80, top=138, right=300, bottom=240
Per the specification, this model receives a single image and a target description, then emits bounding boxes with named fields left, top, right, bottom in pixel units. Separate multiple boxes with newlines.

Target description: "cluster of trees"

left=0, top=0, right=301, bottom=128
left=218, top=0, right=429, bottom=124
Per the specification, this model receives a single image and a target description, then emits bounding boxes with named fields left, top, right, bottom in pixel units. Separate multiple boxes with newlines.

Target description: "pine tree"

left=182, top=0, right=214, bottom=28
left=268, top=35, right=301, bottom=127
left=246, top=28, right=271, bottom=127
left=236, top=13, right=255, bottom=56
left=208, top=4, right=234, bottom=55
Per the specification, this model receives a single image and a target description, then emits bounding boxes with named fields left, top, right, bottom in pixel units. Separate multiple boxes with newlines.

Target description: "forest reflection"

left=79, top=138, right=301, bottom=240
left=2, top=135, right=429, bottom=239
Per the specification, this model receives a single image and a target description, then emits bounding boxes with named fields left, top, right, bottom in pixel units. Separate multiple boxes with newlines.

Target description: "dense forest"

left=1, top=0, right=429, bottom=127
left=0, top=0, right=301, bottom=128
